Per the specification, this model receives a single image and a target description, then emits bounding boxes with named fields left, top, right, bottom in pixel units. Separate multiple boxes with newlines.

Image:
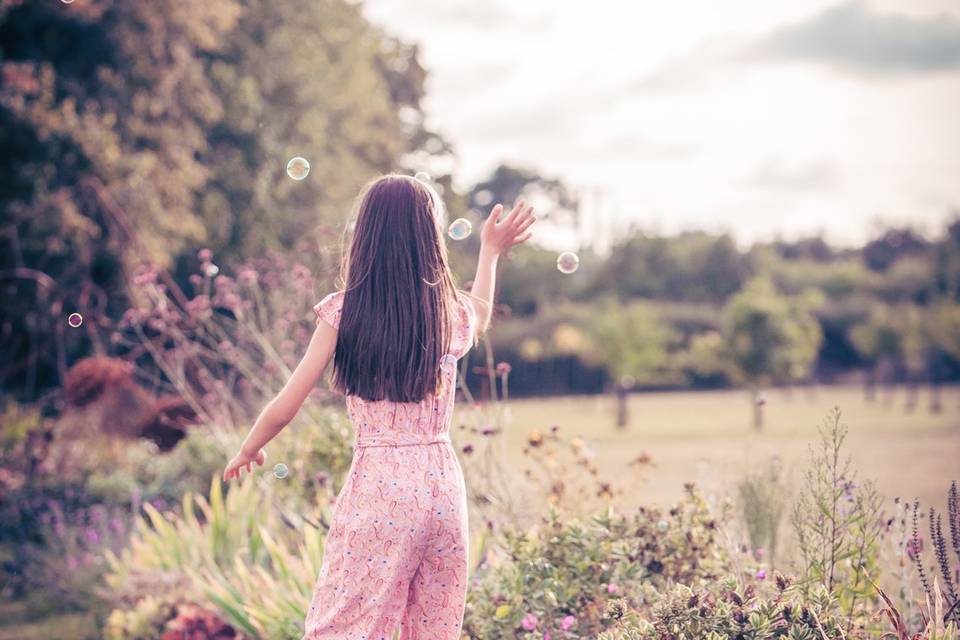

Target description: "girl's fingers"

left=511, top=232, right=532, bottom=245
left=514, top=214, right=536, bottom=234
left=503, top=200, right=525, bottom=225
left=487, top=204, right=504, bottom=223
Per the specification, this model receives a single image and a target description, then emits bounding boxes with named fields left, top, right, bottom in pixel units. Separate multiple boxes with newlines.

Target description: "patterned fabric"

left=303, top=290, right=476, bottom=640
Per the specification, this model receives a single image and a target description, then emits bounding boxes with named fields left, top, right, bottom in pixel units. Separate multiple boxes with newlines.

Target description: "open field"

left=469, top=384, right=960, bottom=515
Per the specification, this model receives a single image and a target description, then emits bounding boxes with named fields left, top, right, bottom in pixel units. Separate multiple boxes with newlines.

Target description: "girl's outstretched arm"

left=469, top=199, right=536, bottom=335
left=223, top=319, right=338, bottom=481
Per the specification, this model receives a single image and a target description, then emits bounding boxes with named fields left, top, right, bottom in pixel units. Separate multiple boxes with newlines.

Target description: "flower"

left=527, top=430, right=543, bottom=447
left=197, top=248, right=213, bottom=262
left=495, top=361, right=512, bottom=376
left=755, top=569, right=767, bottom=580
left=461, top=443, right=474, bottom=454
left=606, top=583, right=618, bottom=594
left=237, top=269, right=258, bottom=286
left=560, top=615, right=576, bottom=630
left=520, top=613, right=538, bottom=631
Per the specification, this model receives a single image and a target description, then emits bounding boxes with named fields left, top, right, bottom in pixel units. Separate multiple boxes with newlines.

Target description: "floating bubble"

left=556, top=251, right=580, bottom=274
left=204, top=263, right=219, bottom=277
left=657, top=520, right=669, bottom=532
left=61, top=0, right=75, bottom=3
left=286, top=157, right=310, bottom=181
left=447, top=218, right=472, bottom=241
left=440, top=354, right=457, bottom=370
left=414, top=171, right=431, bottom=183
left=67, top=312, right=83, bottom=328
left=273, top=463, right=289, bottom=479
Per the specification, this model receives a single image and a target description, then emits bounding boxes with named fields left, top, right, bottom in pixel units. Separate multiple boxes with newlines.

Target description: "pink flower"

left=520, top=613, right=538, bottom=631
left=561, top=615, right=576, bottom=630
left=756, top=569, right=767, bottom=580
left=237, top=269, right=258, bottom=286
left=197, top=248, right=213, bottom=262
left=544, top=633, right=551, bottom=640
left=495, top=361, right=512, bottom=376
left=606, top=583, right=618, bottom=594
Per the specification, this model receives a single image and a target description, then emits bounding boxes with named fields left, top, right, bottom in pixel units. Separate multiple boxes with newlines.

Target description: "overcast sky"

left=363, top=0, right=960, bottom=248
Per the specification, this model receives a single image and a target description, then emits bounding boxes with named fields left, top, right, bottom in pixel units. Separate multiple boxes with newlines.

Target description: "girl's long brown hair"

left=332, top=174, right=458, bottom=403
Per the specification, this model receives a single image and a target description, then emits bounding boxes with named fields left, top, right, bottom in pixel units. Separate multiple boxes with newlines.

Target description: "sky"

left=362, top=0, right=960, bottom=249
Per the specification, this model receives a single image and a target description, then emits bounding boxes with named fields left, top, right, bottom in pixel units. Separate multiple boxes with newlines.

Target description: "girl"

left=223, top=174, right=535, bottom=639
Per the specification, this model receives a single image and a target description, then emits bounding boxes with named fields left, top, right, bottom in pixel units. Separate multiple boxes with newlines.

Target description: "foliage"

left=790, top=408, right=884, bottom=631
left=588, top=301, right=677, bottom=386
left=737, top=455, right=789, bottom=569
left=462, top=486, right=729, bottom=639
left=906, top=481, right=960, bottom=628
left=598, top=578, right=856, bottom=640
left=721, top=277, right=823, bottom=389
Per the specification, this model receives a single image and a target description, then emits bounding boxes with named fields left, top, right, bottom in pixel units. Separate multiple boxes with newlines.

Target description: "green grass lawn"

left=462, top=383, right=960, bottom=515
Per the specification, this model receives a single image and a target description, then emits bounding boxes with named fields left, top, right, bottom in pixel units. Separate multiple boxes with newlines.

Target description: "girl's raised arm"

left=468, top=200, right=536, bottom=335
left=223, top=318, right=338, bottom=481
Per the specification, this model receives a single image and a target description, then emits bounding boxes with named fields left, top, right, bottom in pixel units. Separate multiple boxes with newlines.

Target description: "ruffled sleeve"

left=314, top=291, right=345, bottom=330
left=449, top=290, right=478, bottom=357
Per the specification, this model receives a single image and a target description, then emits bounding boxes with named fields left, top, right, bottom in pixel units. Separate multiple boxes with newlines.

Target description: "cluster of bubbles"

left=67, top=312, right=83, bottom=328
left=286, top=157, right=311, bottom=181
left=556, top=251, right=580, bottom=274
left=447, top=218, right=472, bottom=241
left=273, top=463, right=289, bottom=479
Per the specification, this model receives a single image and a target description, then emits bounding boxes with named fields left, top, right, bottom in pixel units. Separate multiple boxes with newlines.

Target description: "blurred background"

left=1, top=0, right=958, bottom=638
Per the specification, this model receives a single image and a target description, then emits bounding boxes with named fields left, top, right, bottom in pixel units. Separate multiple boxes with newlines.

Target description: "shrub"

left=790, top=407, right=884, bottom=631
left=737, top=455, right=789, bottom=569
left=463, top=485, right=729, bottom=639
left=598, top=577, right=854, bottom=640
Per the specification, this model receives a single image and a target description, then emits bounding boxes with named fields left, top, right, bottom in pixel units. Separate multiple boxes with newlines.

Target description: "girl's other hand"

left=223, top=448, right=266, bottom=482
left=480, top=200, right=536, bottom=255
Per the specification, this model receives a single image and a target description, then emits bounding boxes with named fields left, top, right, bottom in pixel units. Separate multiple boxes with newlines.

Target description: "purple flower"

left=520, top=613, right=538, bottom=631
left=755, top=569, right=767, bottom=580
left=560, top=615, right=576, bottom=630
left=606, top=583, right=618, bottom=594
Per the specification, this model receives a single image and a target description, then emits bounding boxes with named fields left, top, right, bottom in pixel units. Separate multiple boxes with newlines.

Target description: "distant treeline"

left=455, top=223, right=960, bottom=400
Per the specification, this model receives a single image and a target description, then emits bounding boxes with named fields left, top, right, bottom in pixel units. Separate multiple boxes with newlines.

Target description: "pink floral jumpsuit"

left=303, top=290, right=475, bottom=640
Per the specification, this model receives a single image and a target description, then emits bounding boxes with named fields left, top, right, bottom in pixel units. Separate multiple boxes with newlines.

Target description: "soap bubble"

left=67, top=313, right=83, bottom=328
left=556, top=252, right=580, bottom=274
left=657, top=520, right=669, bottom=532
left=286, top=157, right=310, bottom=181
left=414, top=171, right=431, bottom=183
left=273, top=463, right=289, bottom=479
left=61, top=0, right=75, bottom=4
left=447, top=218, right=472, bottom=241
left=204, top=263, right=219, bottom=277
left=440, top=354, right=457, bottom=370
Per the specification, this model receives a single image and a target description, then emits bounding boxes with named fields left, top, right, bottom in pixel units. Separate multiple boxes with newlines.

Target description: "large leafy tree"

left=0, top=0, right=435, bottom=399
left=198, top=0, right=441, bottom=261
left=1, top=0, right=241, bottom=398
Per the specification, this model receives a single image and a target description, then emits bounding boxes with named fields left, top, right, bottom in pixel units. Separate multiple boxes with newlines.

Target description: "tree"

left=721, top=278, right=823, bottom=429
left=588, top=302, right=675, bottom=428
left=198, top=0, right=440, bottom=261
left=848, top=305, right=903, bottom=402
left=0, top=0, right=436, bottom=399
left=1, top=0, right=241, bottom=398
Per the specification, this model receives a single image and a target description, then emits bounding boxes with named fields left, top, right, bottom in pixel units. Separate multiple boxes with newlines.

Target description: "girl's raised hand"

left=223, top=447, right=266, bottom=482
left=480, top=200, right=536, bottom=255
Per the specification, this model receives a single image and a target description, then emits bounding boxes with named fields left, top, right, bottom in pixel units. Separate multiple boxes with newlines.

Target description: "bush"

left=598, top=577, right=854, bottom=640
left=462, top=485, right=729, bottom=639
